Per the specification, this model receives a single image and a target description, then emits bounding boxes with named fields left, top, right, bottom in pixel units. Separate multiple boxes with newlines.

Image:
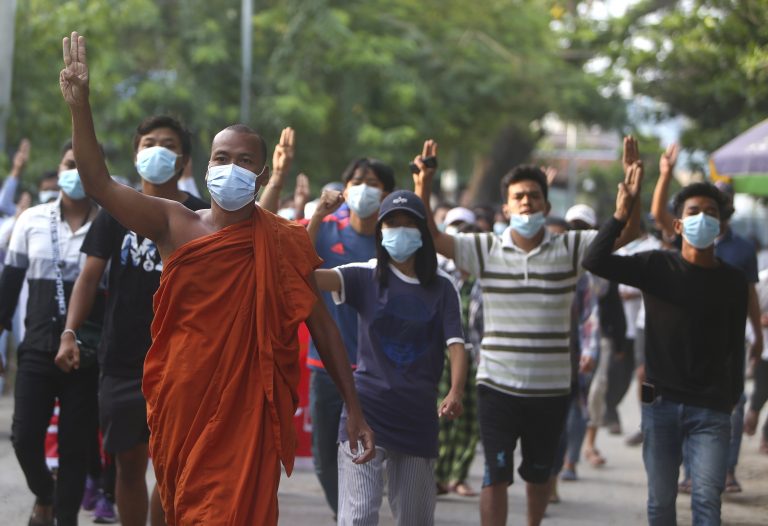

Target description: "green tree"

left=7, top=0, right=625, bottom=205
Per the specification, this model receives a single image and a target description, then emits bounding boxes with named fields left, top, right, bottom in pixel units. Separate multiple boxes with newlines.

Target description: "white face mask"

left=206, top=163, right=266, bottom=211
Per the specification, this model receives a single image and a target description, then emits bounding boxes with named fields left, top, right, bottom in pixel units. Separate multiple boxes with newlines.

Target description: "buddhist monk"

left=59, top=31, right=375, bottom=525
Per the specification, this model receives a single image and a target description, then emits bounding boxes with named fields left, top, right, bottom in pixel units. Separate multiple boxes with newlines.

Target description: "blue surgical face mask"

left=510, top=212, right=545, bottom=239
left=381, top=227, right=423, bottom=263
left=38, top=190, right=60, bottom=204
left=493, top=221, right=507, bottom=236
left=346, top=184, right=382, bottom=219
left=136, top=146, right=179, bottom=184
left=58, top=169, right=86, bottom=200
left=206, top=163, right=266, bottom=212
left=682, top=212, right=720, bottom=249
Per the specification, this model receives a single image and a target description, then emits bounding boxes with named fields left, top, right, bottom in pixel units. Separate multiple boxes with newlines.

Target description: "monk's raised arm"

left=61, top=31, right=192, bottom=245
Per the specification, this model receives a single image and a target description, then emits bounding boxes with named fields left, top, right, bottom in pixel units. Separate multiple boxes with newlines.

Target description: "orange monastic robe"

left=143, top=207, right=322, bottom=525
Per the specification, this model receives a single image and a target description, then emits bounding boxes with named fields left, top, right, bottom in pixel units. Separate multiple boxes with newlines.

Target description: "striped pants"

left=337, top=441, right=436, bottom=526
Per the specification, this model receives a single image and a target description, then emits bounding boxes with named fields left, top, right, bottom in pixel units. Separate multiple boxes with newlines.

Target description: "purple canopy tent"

left=711, top=119, right=768, bottom=195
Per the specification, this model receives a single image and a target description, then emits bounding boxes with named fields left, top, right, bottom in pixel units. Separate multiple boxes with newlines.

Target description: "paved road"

left=1, top=381, right=766, bottom=525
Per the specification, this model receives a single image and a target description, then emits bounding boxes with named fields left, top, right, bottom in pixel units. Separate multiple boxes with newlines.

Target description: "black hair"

left=672, top=182, right=729, bottom=219
left=60, top=139, right=105, bottom=157
left=132, top=115, right=192, bottom=156
left=500, top=165, right=548, bottom=202
left=375, top=210, right=437, bottom=289
left=38, top=170, right=58, bottom=189
left=221, top=124, right=268, bottom=166
left=472, top=205, right=495, bottom=226
left=341, top=158, right=395, bottom=192
left=545, top=216, right=569, bottom=231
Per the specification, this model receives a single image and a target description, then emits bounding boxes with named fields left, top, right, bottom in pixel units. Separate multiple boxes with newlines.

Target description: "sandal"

left=436, top=482, right=450, bottom=495
left=678, top=479, right=691, bottom=494
left=451, top=482, right=477, bottom=497
left=725, top=475, right=742, bottom=493
left=744, top=409, right=758, bottom=436
left=584, top=448, right=606, bottom=467
left=28, top=502, right=54, bottom=526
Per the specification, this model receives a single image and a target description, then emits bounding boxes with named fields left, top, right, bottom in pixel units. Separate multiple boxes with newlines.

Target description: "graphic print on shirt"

left=120, top=231, right=162, bottom=273
left=371, top=294, right=438, bottom=368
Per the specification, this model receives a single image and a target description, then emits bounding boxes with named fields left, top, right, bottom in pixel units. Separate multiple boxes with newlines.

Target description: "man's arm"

left=0, top=265, right=26, bottom=374
left=0, top=139, right=29, bottom=216
left=60, top=32, right=193, bottom=246
left=582, top=162, right=647, bottom=287
left=412, top=140, right=455, bottom=260
left=650, top=144, right=678, bottom=241
left=748, top=284, right=763, bottom=364
left=438, top=342, right=468, bottom=420
left=307, top=190, right=344, bottom=245
left=612, top=136, right=643, bottom=250
left=305, top=274, right=374, bottom=463
left=54, top=256, right=107, bottom=372
left=258, top=127, right=295, bottom=213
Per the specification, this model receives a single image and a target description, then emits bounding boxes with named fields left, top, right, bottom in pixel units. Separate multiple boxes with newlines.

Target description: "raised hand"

left=272, top=127, right=295, bottom=177
left=615, top=161, right=644, bottom=222
left=622, top=136, right=639, bottom=176
left=411, top=139, right=438, bottom=188
left=542, top=165, right=558, bottom=186
left=12, top=139, right=30, bottom=173
left=659, top=143, right=679, bottom=178
left=313, top=189, right=345, bottom=219
left=60, top=31, right=90, bottom=107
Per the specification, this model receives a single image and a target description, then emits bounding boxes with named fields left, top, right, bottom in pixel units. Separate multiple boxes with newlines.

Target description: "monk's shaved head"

left=212, top=124, right=268, bottom=167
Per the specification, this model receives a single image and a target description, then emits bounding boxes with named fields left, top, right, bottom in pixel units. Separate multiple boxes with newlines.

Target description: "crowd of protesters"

left=0, top=30, right=765, bottom=526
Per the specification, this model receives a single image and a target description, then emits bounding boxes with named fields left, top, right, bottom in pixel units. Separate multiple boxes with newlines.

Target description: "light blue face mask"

left=509, top=212, right=545, bottom=239
left=682, top=212, right=720, bottom=249
left=381, top=227, right=423, bottom=263
left=38, top=190, right=60, bottom=204
left=206, top=163, right=266, bottom=212
left=346, top=184, right=382, bottom=219
left=58, top=169, right=86, bottom=200
left=136, top=146, right=179, bottom=184
left=493, top=221, right=507, bottom=236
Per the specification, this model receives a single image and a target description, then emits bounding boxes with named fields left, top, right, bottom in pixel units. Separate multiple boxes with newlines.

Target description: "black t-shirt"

left=80, top=193, right=209, bottom=378
left=583, top=218, right=747, bottom=413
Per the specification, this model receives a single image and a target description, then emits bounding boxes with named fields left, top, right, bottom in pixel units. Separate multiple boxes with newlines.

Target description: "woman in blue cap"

left=315, top=188, right=468, bottom=526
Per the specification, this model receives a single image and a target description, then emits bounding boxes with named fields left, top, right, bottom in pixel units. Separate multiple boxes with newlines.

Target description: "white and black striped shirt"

left=454, top=227, right=597, bottom=397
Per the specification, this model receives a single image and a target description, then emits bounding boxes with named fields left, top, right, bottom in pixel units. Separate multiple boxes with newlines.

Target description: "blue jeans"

left=681, top=392, right=745, bottom=480
left=642, top=398, right=730, bottom=526
left=309, top=369, right=344, bottom=515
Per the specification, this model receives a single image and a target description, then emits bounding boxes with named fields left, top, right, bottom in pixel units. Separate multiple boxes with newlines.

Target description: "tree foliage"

left=7, top=0, right=623, bottom=202
left=572, top=0, right=768, bottom=154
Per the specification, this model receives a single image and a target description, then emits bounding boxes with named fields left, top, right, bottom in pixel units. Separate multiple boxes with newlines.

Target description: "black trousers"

left=12, top=349, right=98, bottom=526
left=604, top=337, right=635, bottom=426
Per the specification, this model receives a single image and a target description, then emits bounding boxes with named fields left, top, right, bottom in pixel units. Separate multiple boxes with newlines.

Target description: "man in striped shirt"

left=413, top=138, right=642, bottom=526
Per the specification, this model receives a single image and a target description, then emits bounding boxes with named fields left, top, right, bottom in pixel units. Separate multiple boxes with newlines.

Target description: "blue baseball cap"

left=377, top=190, right=426, bottom=222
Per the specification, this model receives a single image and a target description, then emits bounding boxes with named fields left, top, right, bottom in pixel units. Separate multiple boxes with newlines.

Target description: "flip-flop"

left=584, top=448, right=606, bottom=467
left=452, top=482, right=477, bottom=497
left=725, top=477, right=742, bottom=493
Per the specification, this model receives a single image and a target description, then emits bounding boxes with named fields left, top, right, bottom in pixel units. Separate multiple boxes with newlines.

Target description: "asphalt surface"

left=1, top=380, right=766, bottom=525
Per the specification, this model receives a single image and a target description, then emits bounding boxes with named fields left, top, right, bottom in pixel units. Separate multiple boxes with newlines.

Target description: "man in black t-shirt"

left=55, top=116, right=208, bottom=526
left=583, top=180, right=748, bottom=526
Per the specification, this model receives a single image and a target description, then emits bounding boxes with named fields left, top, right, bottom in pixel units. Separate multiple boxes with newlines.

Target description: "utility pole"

left=240, top=0, right=253, bottom=123
left=0, top=0, right=18, bottom=155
